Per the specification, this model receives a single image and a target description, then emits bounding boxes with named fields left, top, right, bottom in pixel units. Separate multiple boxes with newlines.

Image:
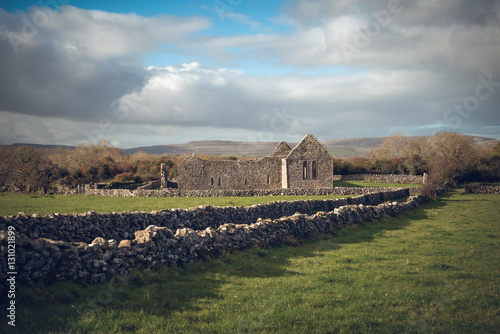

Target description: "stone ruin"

left=171, top=134, right=334, bottom=191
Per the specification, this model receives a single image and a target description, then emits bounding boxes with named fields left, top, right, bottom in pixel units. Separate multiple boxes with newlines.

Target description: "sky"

left=0, top=0, right=499, bottom=148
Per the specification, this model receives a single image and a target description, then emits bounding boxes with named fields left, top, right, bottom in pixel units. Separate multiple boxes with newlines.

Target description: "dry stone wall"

left=0, top=189, right=410, bottom=244
left=333, top=174, right=424, bottom=184
left=137, top=180, right=161, bottom=190
left=0, top=190, right=426, bottom=290
left=83, top=186, right=419, bottom=197
left=464, top=185, right=500, bottom=194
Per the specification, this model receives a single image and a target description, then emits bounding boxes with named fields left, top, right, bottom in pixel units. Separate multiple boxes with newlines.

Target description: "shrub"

left=112, top=161, right=135, bottom=175
left=99, top=164, right=111, bottom=180
left=114, top=172, right=135, bottom=182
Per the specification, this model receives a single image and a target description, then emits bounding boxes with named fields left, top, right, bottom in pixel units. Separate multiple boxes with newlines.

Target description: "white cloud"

left=0, top=6, right=210, bottom=121
left=185, top=0, right=497, bottom=73
left=224, top=12, right=265, bottom=30
left=50, top=6, right=210, bottom=60
left=1, top=1, right=499, bottom=148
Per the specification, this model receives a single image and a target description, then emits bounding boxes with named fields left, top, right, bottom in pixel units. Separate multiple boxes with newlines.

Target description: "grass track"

left=0, top=181, right=417, bottom=217
left=0, top=193, right=351, bottom=217
left=1, top=190, right=499, bottom=333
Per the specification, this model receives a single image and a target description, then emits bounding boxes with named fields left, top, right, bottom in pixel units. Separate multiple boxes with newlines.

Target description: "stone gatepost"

left=160, top=163, right=167, bottom=189
left=422, top=173, right=428, bottom=184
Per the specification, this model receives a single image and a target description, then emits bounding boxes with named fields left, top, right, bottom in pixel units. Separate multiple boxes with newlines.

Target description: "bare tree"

left=369, top=133, right=409, bottom=160
left=3, top=146, right=55, bottom=193
left=402, top=137, right=430, bottom=175
left=421, top=132, right=479, bottom=194
left=67, top=140, right=125, bottom=171
left=428, top=132, right=478, bottom=168
left=0, top=145, right=11, bottom=190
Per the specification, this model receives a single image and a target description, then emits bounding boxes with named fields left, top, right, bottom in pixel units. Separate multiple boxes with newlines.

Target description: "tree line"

left=0, top=132, right=498, bottom=195
left=0, top=141, right=179, bottom=193
left=336, top=132, right=500, bottom=195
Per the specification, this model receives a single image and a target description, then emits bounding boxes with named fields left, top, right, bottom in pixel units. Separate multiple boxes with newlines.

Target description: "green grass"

left=325, top=147, right=362, bottom=157
left=333, top=181, right=421, bottom=188
left=0, top=182, right=417, bottom=217
left=0, top=192, right=351, bottom=217
left=2, top=190, right=499, bottom=333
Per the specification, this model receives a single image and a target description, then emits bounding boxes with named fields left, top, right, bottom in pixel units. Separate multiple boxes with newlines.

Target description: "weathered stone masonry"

left=0, top=189, right=423, bottom=290
left=0, top=189, right=410, bottom=243
left=82, top=186, right=420, bottom=198
left=464, top=185, right=500, bottom=194
left=177, top=156, right=283, bottom=190
left=175, top=134, right=334, bottom=191
left=333, top=174, right=425, bottom=184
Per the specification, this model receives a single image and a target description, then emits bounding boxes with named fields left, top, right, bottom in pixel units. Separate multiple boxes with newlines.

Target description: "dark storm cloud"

left=0, top=6, right=210, bottom=122
left=284, top=0, right=500, bottom=26
left=0, top=1, right=499, bottom=147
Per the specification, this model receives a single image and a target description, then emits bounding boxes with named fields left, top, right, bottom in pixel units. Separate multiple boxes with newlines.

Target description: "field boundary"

left=77, top=186, right=419, bottom=197
left=333, top=173, right=424, bottom=184
left=0, top=189, right=428, bottom=290
left=464, top=185, right=500, bottom=194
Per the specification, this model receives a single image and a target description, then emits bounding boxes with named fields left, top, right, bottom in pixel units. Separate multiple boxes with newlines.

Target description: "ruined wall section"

left=285, top=134, right=334, bottom=189
left=178, top=155, right=282, bottom=190
left=270, top=141, right=292, bottom=157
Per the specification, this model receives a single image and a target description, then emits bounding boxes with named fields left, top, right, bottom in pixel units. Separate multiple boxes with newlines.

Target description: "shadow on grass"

left=4, top=195, right=450, bottom=333
left=333, top=196, right=448, bottom=245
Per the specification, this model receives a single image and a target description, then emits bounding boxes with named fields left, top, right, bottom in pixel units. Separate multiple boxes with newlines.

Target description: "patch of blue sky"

left=3, top=0, right=293, bottom=36
left=142, top=45, right=360, bottom=77
left=2, top=0, right=38, bottom=12
left=3, top=0, right=207, bottom=17
left=228, top=58, right=357, bottom=76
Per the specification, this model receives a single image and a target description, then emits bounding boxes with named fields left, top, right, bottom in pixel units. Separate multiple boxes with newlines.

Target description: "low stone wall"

left=136, top=180, right=161, bottom=190
left=54, top=187, right=78, bottom=196
left=464, top=185, right=500, bottom=194
left=84, top=187, right=419, bottom=197
left=0, top=191, right=426, bottom=289
left=0, top=189, right=410, bottom=244
left=333, top=174, right=424, bottom=184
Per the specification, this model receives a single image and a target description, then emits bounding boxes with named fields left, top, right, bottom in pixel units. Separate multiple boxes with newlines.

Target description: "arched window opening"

left=218, top=177, right=221, bottom=186
left=244, top=178, right=247, bottom=185
left=267, top=175, right=270, bottom=184
left=312, top=161, right=317, bottom=179
left=303, top=161, right=308, bottom=180
left=210, top=177, right=214, bottom=186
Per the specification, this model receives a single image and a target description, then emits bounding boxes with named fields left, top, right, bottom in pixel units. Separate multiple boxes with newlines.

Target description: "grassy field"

left=0, top=192, right=354, bottom=217
left=0, top=181, right=418, bottom=216
left=0, top=182, right=418, bottom=217
left=1, top=190, right=499, bottom=333
left=325, top=147, right=362, bottom=157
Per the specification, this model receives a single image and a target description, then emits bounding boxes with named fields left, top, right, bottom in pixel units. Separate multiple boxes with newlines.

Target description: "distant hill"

left=321, top=135, right=499, bottom=157
left=10, top=135, right=499, bottom=159
left=125, top=141, right=296, bottom=157
left=11, top=143, right=74, bottom=150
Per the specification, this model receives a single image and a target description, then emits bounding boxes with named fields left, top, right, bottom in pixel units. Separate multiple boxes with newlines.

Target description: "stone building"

left=174, top=134, right=334, bottom=190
